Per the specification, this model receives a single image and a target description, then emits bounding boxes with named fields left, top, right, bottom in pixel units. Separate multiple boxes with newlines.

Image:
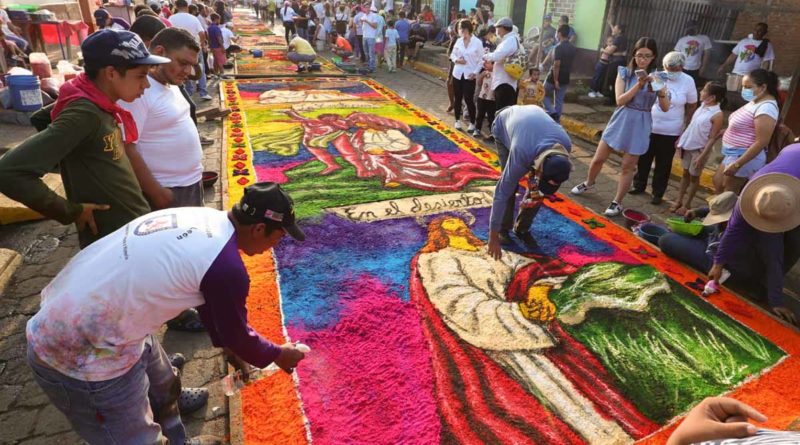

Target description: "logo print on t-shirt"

left=684, top=40, right=699, bottom=56
left=134, top=214, right=178, bottom=236
left=739, top=44, right=757, bottom=63
left=103, top=128, right=124, bottom=161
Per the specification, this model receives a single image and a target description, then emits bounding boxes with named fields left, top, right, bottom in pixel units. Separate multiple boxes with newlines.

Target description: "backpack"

left=503, top=34, right=528, bottom=80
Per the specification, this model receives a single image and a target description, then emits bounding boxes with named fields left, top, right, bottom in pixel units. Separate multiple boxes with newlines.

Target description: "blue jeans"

left=590, top=60, right=608, bottom=92
left=543, top=81, right=568, bottom=122
left=364, top=37, right=376, bottom=71
left=27, top=335, right=185, bottom=445
left=658, top=232, right=713, bottom=274
left=185, top=52, right=208, bottom=97
left=5, top=33, right=28, bottom=52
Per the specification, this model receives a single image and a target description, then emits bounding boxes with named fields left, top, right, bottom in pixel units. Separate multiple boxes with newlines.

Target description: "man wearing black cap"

left=488, top=105, right=573, bottom=260
left=24, top=182, right=307, bottom=445
left=0, top=30, right=168, bottom=248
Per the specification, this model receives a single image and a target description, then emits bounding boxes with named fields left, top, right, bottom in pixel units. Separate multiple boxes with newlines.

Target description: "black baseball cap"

left=82, top=29, right=170, bottom=69
left=234, top=182, right=305, bottom=241
left=538, top=153, right=572, bottom=196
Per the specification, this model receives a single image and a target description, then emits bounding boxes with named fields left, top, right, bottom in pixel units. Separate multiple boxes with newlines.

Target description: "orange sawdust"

left=224, top=79, right=307, bottom=444
left=240, top=253, right=308, bottom=444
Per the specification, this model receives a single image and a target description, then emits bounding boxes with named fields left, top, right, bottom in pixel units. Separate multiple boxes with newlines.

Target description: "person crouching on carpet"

left=488, top=105, right=573, bottom=259
left=24, top=183, right=308, bottom=445
left=287, top=33, right=318, bottom=72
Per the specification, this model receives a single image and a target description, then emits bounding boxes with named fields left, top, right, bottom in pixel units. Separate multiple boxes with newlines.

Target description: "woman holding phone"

left=571, top=37, right=670, bottom=216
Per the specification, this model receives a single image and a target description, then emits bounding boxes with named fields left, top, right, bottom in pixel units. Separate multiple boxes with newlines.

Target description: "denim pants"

left=185, top=51, right=208, bottom=97
left=589, top=60, right=608, bottom=92
left=496, top=140, right=540, bottom=233
left=543, top=81, right=568, bottom=122
left=658, top=232, right=713, bottom=273
left=634, top=133, right=679, bottom=198
left=364, top=37, right=376, bottom=71
left=27, top=335, right=185, bottom=445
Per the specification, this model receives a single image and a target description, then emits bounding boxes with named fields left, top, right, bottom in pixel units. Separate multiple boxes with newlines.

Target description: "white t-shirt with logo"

left=119, top=75, right=203, bottom=187
left=651, top=72, right=698, bottom=136
left=169, top=11, right=206, bottom=41
left=27, top=208, right=235, bottom=381
left=731, top=36, right=775, bottom=75
left=674, top=34, right=712, bottom=71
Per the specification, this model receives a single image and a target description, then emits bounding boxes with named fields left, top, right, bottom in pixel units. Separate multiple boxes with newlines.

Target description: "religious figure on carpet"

left=286, top=110, right=499, bottom=192
left=409, top=215, right=783, bottom=443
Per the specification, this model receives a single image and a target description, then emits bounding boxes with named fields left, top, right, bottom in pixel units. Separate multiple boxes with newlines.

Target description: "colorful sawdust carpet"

left=234, top=51, right=343, bottom=76
left=222, top=78, right=800, bottom=444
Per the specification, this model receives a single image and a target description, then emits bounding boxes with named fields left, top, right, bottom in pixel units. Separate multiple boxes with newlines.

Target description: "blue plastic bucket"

left=635, top=222, right=669, bottom=245
left=8, top=74, right=43, bottom=112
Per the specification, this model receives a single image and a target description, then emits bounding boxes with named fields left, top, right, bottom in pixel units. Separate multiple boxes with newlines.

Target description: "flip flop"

left=167, top=309, right=206, bottom=332
left=179, top=387, right=209, bottom=415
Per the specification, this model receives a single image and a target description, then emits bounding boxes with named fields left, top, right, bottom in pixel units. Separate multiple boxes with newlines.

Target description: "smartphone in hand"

left=635, top=69, right=647, bottom=79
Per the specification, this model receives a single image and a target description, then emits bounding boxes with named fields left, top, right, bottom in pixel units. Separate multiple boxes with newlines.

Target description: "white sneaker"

left=570, top=182, right=595, bottom=195
left=200, top=94, right=213, bottom=101
left=587, top=91, right=596, bottom=98
left=454, top=120, right=463, bottom=130
left=604, top=201, right=623, bottom=217
left=467, top=123, right=476, bottom=132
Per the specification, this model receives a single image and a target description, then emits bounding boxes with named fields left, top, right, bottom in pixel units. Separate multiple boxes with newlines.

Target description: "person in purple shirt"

left=25, top=182, right=307, bottom=445
left=709, top=144, right=800, bottom=325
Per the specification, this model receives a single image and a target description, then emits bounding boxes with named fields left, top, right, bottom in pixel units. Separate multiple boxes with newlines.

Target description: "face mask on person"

left=741, top=87, right=756, bottom=102
left=665, top=71, right=679, bottom=81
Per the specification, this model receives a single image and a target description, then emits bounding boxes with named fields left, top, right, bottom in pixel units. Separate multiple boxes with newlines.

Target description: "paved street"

left=0, top=48, right=797, bottom=443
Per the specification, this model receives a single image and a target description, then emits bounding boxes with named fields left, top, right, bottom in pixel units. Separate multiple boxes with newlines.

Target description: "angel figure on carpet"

left=286, top=110, right=499, bottom=192
left=410, top=215, right=782, bottom=444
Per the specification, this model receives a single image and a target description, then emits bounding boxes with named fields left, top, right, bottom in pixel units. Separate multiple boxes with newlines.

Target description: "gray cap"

left=496, top=16, right=513, bottom=29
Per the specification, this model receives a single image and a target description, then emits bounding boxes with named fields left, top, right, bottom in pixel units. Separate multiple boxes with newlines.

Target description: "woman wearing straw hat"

left=709, top=143, right=800, bottom=325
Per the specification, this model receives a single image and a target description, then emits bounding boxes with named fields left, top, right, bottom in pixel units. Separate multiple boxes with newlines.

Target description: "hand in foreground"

left=683, top=209, right=696, bottom=223
left=151, top=187, right=174, bottom=210
left=487, top=231, right=502, bottom=261
left=708, top=263, right=724, bottom=282
left=772, top=306, right=798, bottom=326
left=666, top=397, right=766, bottom=445
left=723, top=161, right=740, bottom=177
left=223, top=348, right=253, bottom=380
left=76, top=203, right=111, bottom=235
left=274, top=342, right=306, bottom=374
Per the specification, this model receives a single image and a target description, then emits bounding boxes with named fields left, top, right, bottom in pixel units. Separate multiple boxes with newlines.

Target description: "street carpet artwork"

left=222, top=78, right=800, bottom=445
left=234, top=51, right=344, bottom=77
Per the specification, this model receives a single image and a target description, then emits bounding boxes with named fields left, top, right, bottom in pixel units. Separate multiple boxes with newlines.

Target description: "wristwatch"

left=732, top=161, right=741, bottom=169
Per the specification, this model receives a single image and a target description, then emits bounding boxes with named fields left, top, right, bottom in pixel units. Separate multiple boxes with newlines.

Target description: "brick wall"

left=547, top=0, right=576, bottom=23
left=729, top=0, right=800, bottom=76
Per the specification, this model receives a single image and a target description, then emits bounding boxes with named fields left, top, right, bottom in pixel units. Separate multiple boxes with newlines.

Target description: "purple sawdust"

left=557, top=245, right=638, bottom=267
left=288, top=274, right=441, bottom=444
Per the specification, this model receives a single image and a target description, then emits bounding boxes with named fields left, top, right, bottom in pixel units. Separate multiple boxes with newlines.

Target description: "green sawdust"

left=281, top=159, right=494, bottom=220
left=551, top=263, right=784, bottom=423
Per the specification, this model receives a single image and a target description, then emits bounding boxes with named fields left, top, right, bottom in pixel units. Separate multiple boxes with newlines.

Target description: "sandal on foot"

left=167, top=308, right=206, bottom=332
left=179, top=387, right=209, bottom=415
left=185, top=435, right=223, bottom=445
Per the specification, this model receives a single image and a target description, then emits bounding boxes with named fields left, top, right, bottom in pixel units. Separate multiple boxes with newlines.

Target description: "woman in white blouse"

left=450, top=19, right=484, bottom=132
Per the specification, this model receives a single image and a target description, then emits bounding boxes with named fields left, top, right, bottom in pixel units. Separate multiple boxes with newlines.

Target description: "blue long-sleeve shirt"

left=489, top=105, right=572, bottom=232
left=714, top=143, right=800, bottom=306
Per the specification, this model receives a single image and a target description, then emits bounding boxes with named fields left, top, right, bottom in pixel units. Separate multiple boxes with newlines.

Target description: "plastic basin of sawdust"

left=202, top=171, right=219, bottom=188
left=622, top=208, right=650, bottom=230
left=666, top=217, right=705, bottom=236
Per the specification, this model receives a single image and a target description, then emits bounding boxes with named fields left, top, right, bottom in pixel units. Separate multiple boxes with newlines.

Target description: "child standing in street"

left=473, top=61, right=496, bottom=140
left=208, top=13, right=226, bottom=76
left=0, top=30, right=168, bottom=248
left=671, top=82, right=725, bottom=215
left=384, top=20, right=399, bottom=72
left=518, top=66, right=545, bottom=106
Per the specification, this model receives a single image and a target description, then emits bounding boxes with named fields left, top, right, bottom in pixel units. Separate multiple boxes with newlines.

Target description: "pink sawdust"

left=557, top=245, right=637, bottom=267
left=288, top=274, right=441, bottom=444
